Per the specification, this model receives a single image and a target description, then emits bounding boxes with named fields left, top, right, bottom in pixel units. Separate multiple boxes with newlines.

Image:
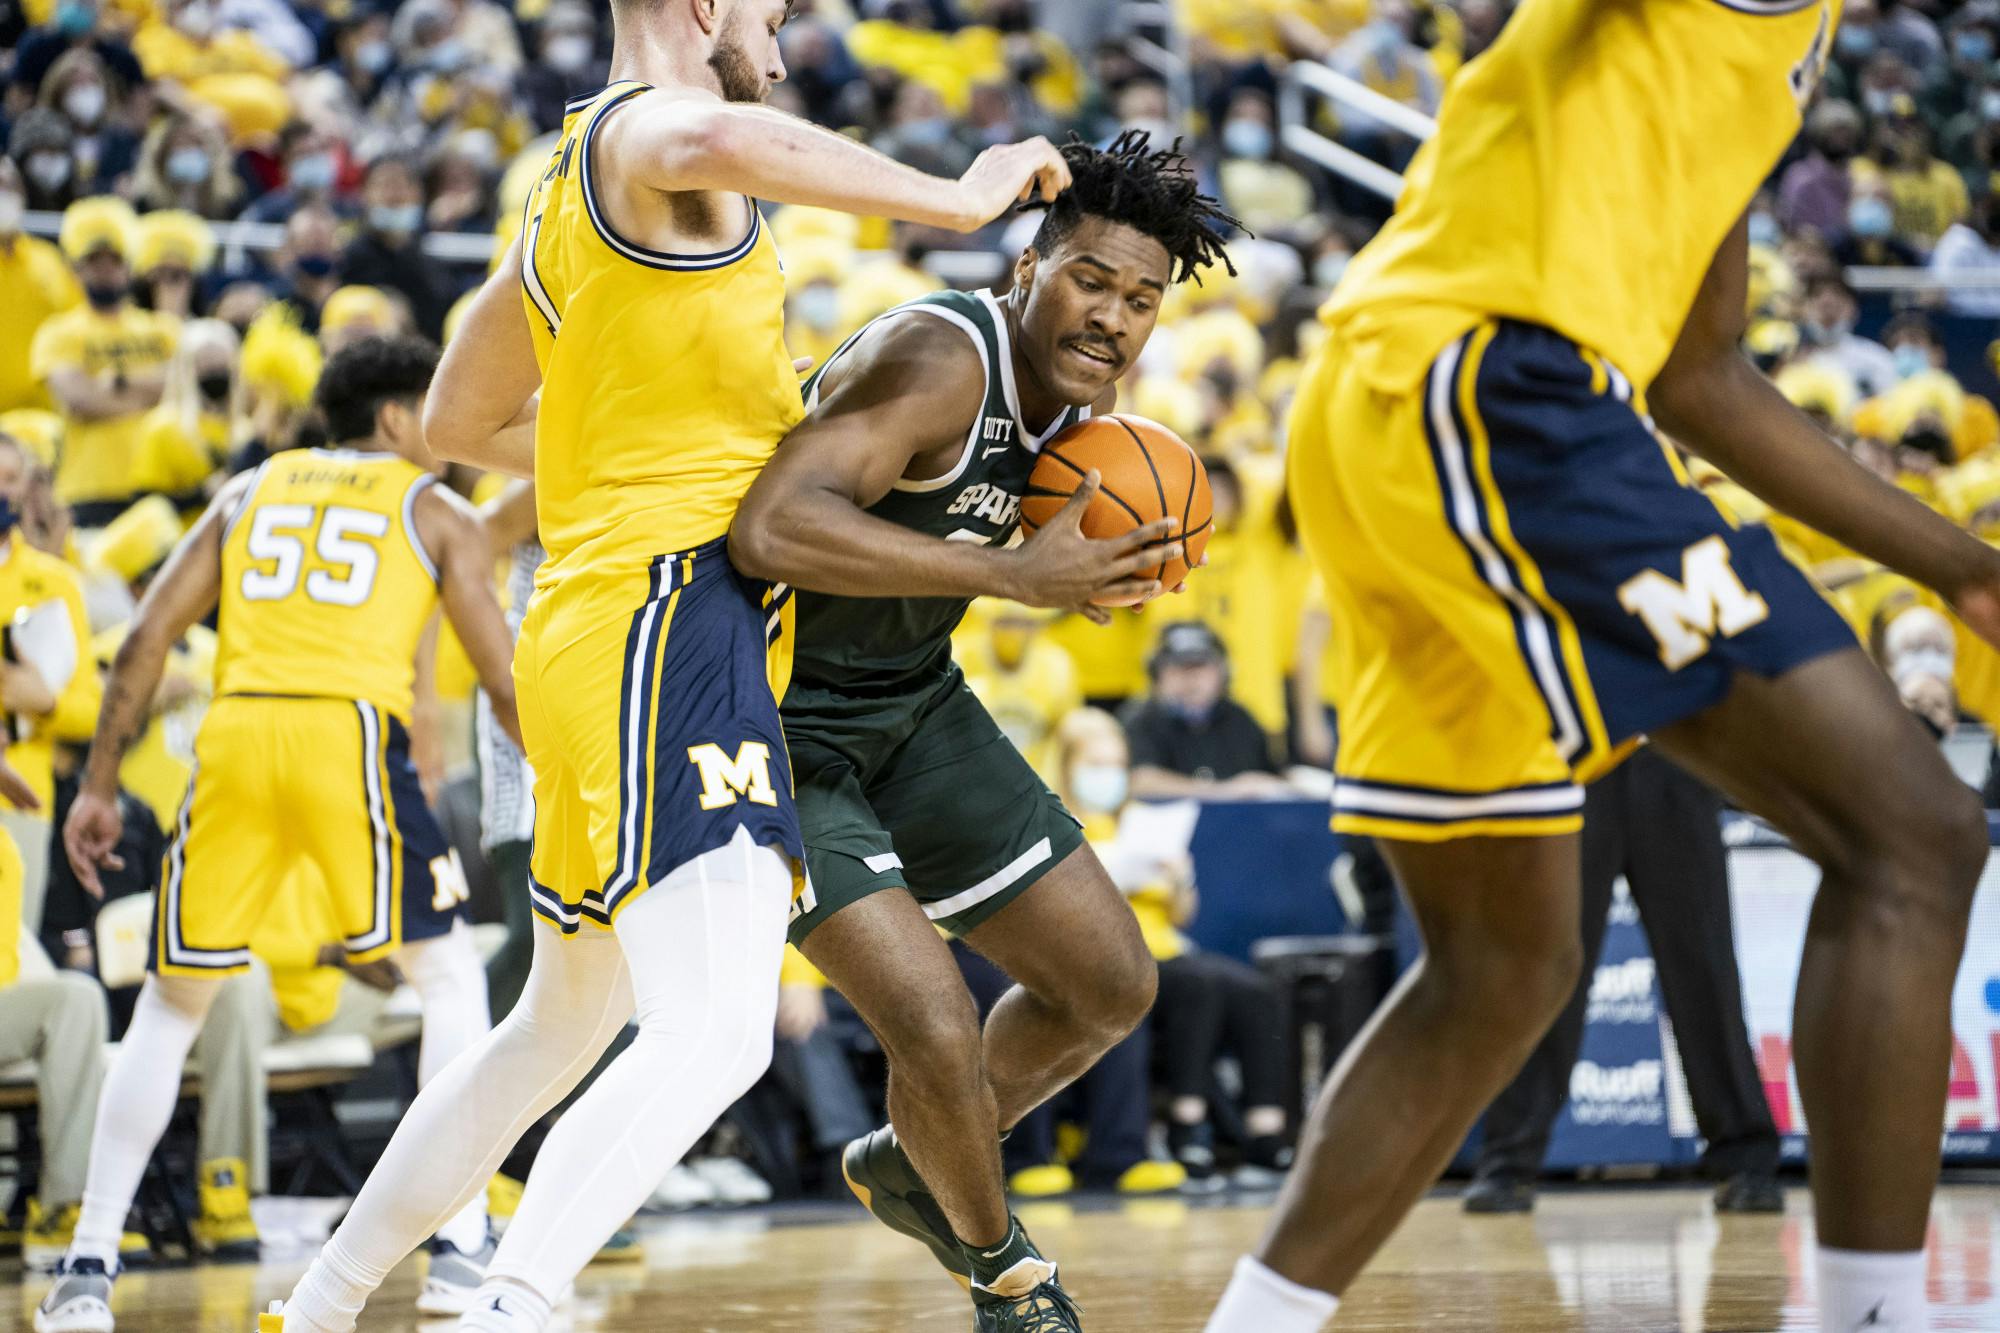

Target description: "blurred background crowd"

left=2, top=0, right=2000, bottom=1266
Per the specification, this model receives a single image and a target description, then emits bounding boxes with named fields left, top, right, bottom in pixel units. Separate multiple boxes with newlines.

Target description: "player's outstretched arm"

left=66, top=472, right=238, bottom=895
left=606, top=94, right=1070, bottom=233
left=416, top=483, right=524, bottom=751
left=729, top=318, right=1174, bottom=616
left=1651, top=215, right=2000, bottom=641
left=423, top=239, right=541, bottom=480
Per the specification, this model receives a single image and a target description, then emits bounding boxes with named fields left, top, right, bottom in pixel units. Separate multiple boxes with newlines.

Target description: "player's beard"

left=708, top=31, right=766, bottom=104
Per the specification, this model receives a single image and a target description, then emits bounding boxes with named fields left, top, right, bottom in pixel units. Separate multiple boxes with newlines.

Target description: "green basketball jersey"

left=789, top=289, right=1091, bottom=692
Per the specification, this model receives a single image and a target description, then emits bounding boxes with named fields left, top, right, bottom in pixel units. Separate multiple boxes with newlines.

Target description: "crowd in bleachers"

left=4, top=0, right=2000, bottom=1260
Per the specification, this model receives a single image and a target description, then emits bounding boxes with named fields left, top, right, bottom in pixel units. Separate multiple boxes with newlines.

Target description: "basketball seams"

left=1033, top=445, right=1149, bottom=530
left=1114, top=416, right=1173, bottom=582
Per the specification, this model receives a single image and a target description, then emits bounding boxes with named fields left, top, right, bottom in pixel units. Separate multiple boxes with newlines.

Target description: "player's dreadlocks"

left=1022, top=130, right=1242, bottom=286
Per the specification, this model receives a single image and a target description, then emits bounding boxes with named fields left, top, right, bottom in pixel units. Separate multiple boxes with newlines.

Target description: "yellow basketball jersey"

left=215, top=448, right=440, bottom=719
left=518, top=81, right=804, bottom=606
left=1324, top=0, right=1840, bottom=392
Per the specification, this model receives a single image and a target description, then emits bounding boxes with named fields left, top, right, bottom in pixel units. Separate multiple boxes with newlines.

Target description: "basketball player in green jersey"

left=729, top=134, right=1236, bottom=1332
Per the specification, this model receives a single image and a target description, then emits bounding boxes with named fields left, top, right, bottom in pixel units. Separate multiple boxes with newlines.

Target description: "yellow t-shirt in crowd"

left=1080, top=810, right=1189, bottom=963
left=1042, top=608, right=1151, bottom=705
left=0, top=538, right=99, bottom=811
left=131, top=405, right=229, bottom=503
left=0, top=235, right=81, bottom=414
left=1163, top=466, right=1309, bottom=737
left=91, top=620, right=215, bottom=831
left=0, top=825, right=21, bottom=987
left=959, top=630, right=1082, bottom=782
left=131, top=23, right=292, bottom=139
left=31, top=304, right=178, bottom=508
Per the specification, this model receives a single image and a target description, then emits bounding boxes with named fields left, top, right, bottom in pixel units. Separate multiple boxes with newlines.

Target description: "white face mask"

left=1069, top=763, right=1129, bottom=814
left=546, top=33, right=593, bottom=73
left=62, top=83, right=106, bottom=127
left=0, top=192, right=22, bottom=235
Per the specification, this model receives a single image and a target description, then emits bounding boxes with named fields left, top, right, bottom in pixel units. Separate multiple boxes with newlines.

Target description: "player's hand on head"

left=955, top=136, right=1072, bottom=231
left=62, top=788, right=124, bottom=900
left=1009, top=469, right=1180, bottom=614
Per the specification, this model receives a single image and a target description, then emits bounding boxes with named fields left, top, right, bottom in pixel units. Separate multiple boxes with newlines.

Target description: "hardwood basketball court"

left=11, top=1182, right=2000, bottom=1331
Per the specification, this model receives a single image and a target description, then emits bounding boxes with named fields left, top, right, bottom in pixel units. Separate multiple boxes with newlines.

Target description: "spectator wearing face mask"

left=1215, top=89, right=1314, bottom=238
left=1329, top=1, right=1442, bottom=165
left=339, top=155, right=457, bottom=340
left=1865, top=121, right=1970, bottom=255
left=1779, top=100, right=1862, bottom=237
left=516, top=2, right=607, bottom=133
left=269, top=204, right=342, bottom=332
left=10, top=110, right=83, bottom=215
left=0, top=160, right=82, bottom=416
left=31, top=197, right=178, bottom=527
left=1833, top=179, right=1923, bottom=267
left=871, top=80, right=976, bottom=177
left=35, top=50, right=140, bottom=198
left=132, top=317, right=239, bottom=511
left=1883, top=312, right=1948, bottom=384
left=1932, top=188, right=2000, bottom=317
left=1801, top=274, right=1900, bottom=398
left=133, top=113, right=241, bottom=220
left=331, top=12, right=396, bottom=106
left=0, top=430, right=101, bottom=929
left=239, top=124, right=353, bottom=226
left=131, top=209, right=215, bottom=321
left=1122, top=621, right=1294, bottom=800
left=7, top=0, right=145, bottom=107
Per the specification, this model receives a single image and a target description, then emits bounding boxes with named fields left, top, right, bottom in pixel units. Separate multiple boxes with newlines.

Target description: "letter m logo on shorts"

left=688, top=742, right=779, bottom=811
left=1617, top=536, right=1771, bottom=671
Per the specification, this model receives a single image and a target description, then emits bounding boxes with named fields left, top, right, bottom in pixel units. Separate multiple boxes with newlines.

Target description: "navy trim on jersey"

left=1333, top=776, right=1585, bottom=824
left=1708, top=0, right=1819, bottom=12
left=1420, top=332, right=1589, bottom=765
left=578, top=86, right=763, bottom=272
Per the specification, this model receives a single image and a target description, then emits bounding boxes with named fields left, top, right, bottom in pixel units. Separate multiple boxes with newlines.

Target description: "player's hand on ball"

left=955, top=137, right=1072, bottom=230
left=1008, top=470, right=1180, bottom=617
left=63, top=788, right=124, bottom=900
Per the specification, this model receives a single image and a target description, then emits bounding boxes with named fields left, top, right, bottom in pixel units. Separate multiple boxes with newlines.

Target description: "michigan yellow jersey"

left=518, top=81, right=804, bottom=617
left=215, top=448, right=440, bottom=721
left=1324, top=0, right=1840, bottom=393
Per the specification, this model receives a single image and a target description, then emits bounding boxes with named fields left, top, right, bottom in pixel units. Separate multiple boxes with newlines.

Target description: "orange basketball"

left=1019, top=413, right=1212, bottom=603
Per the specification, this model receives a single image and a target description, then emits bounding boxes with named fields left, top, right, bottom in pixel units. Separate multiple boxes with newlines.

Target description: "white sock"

left=485, top=828, right=790, bottom=1303
left=284, top=924, right=635, bottom=1332
left=398, top=926, right=496, bottom=1253
left=1205, top=1255, right=1340, bottom=1333
left=458, top=1277, right=553, bottom=1331
left=70, top=975, right=218, bottom=1265
left=1818, top=1246, right=1926, bottom=1332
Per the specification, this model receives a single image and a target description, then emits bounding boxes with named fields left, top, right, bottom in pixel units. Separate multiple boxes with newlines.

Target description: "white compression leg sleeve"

left=477, top=827, right=791, bottom=1313
left=282, top=922, right=633, bottom=1333
left=70, top=974, right=221, bottom=1265
left=395, top=923, right=494, bottom=1253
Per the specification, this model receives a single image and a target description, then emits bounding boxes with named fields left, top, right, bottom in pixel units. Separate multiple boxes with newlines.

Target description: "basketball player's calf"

left=1250, top=833, right=1585, bottom=1305
left=804, top=845, right=1154, bottom=1280
left=1651, top=651, right=1983, bottom=1326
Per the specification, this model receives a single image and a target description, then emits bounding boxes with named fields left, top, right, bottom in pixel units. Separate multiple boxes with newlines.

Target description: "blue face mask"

left=1849, top=195, right=1894, bottom=240
left=1837, top=25, right=1878, bottom=59
left=55, top=1, right=94, bottom=36
left=792, top=283, right=839, bottom=330
left=289, top=152, right=336, bottom=193
left=1894, top=344, right=1932, bottom=379
left=294, top=253, right=337, bottom=279
left=1747, top=212, right=1781, bottom=249
left=1956, top=31, right=1996, bottom=66
left=0, top=497, right=19, bottom=534
left=166, top=146, right=211, bottom=185
left=370, top=203, right=423, bottom=235
left=1222, top=120, right=1273, bottom=161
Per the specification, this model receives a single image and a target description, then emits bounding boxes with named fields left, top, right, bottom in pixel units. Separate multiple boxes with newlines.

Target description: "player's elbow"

left=422, top=398, right=475, bottom=465
left=726, top=505, right=788, bottom=583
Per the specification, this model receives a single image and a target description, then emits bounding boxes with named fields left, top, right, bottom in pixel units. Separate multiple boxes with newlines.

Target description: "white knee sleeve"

left=71, top=973, right=221, bottom=1264
left=482, top=829, right=791, bottom=1307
